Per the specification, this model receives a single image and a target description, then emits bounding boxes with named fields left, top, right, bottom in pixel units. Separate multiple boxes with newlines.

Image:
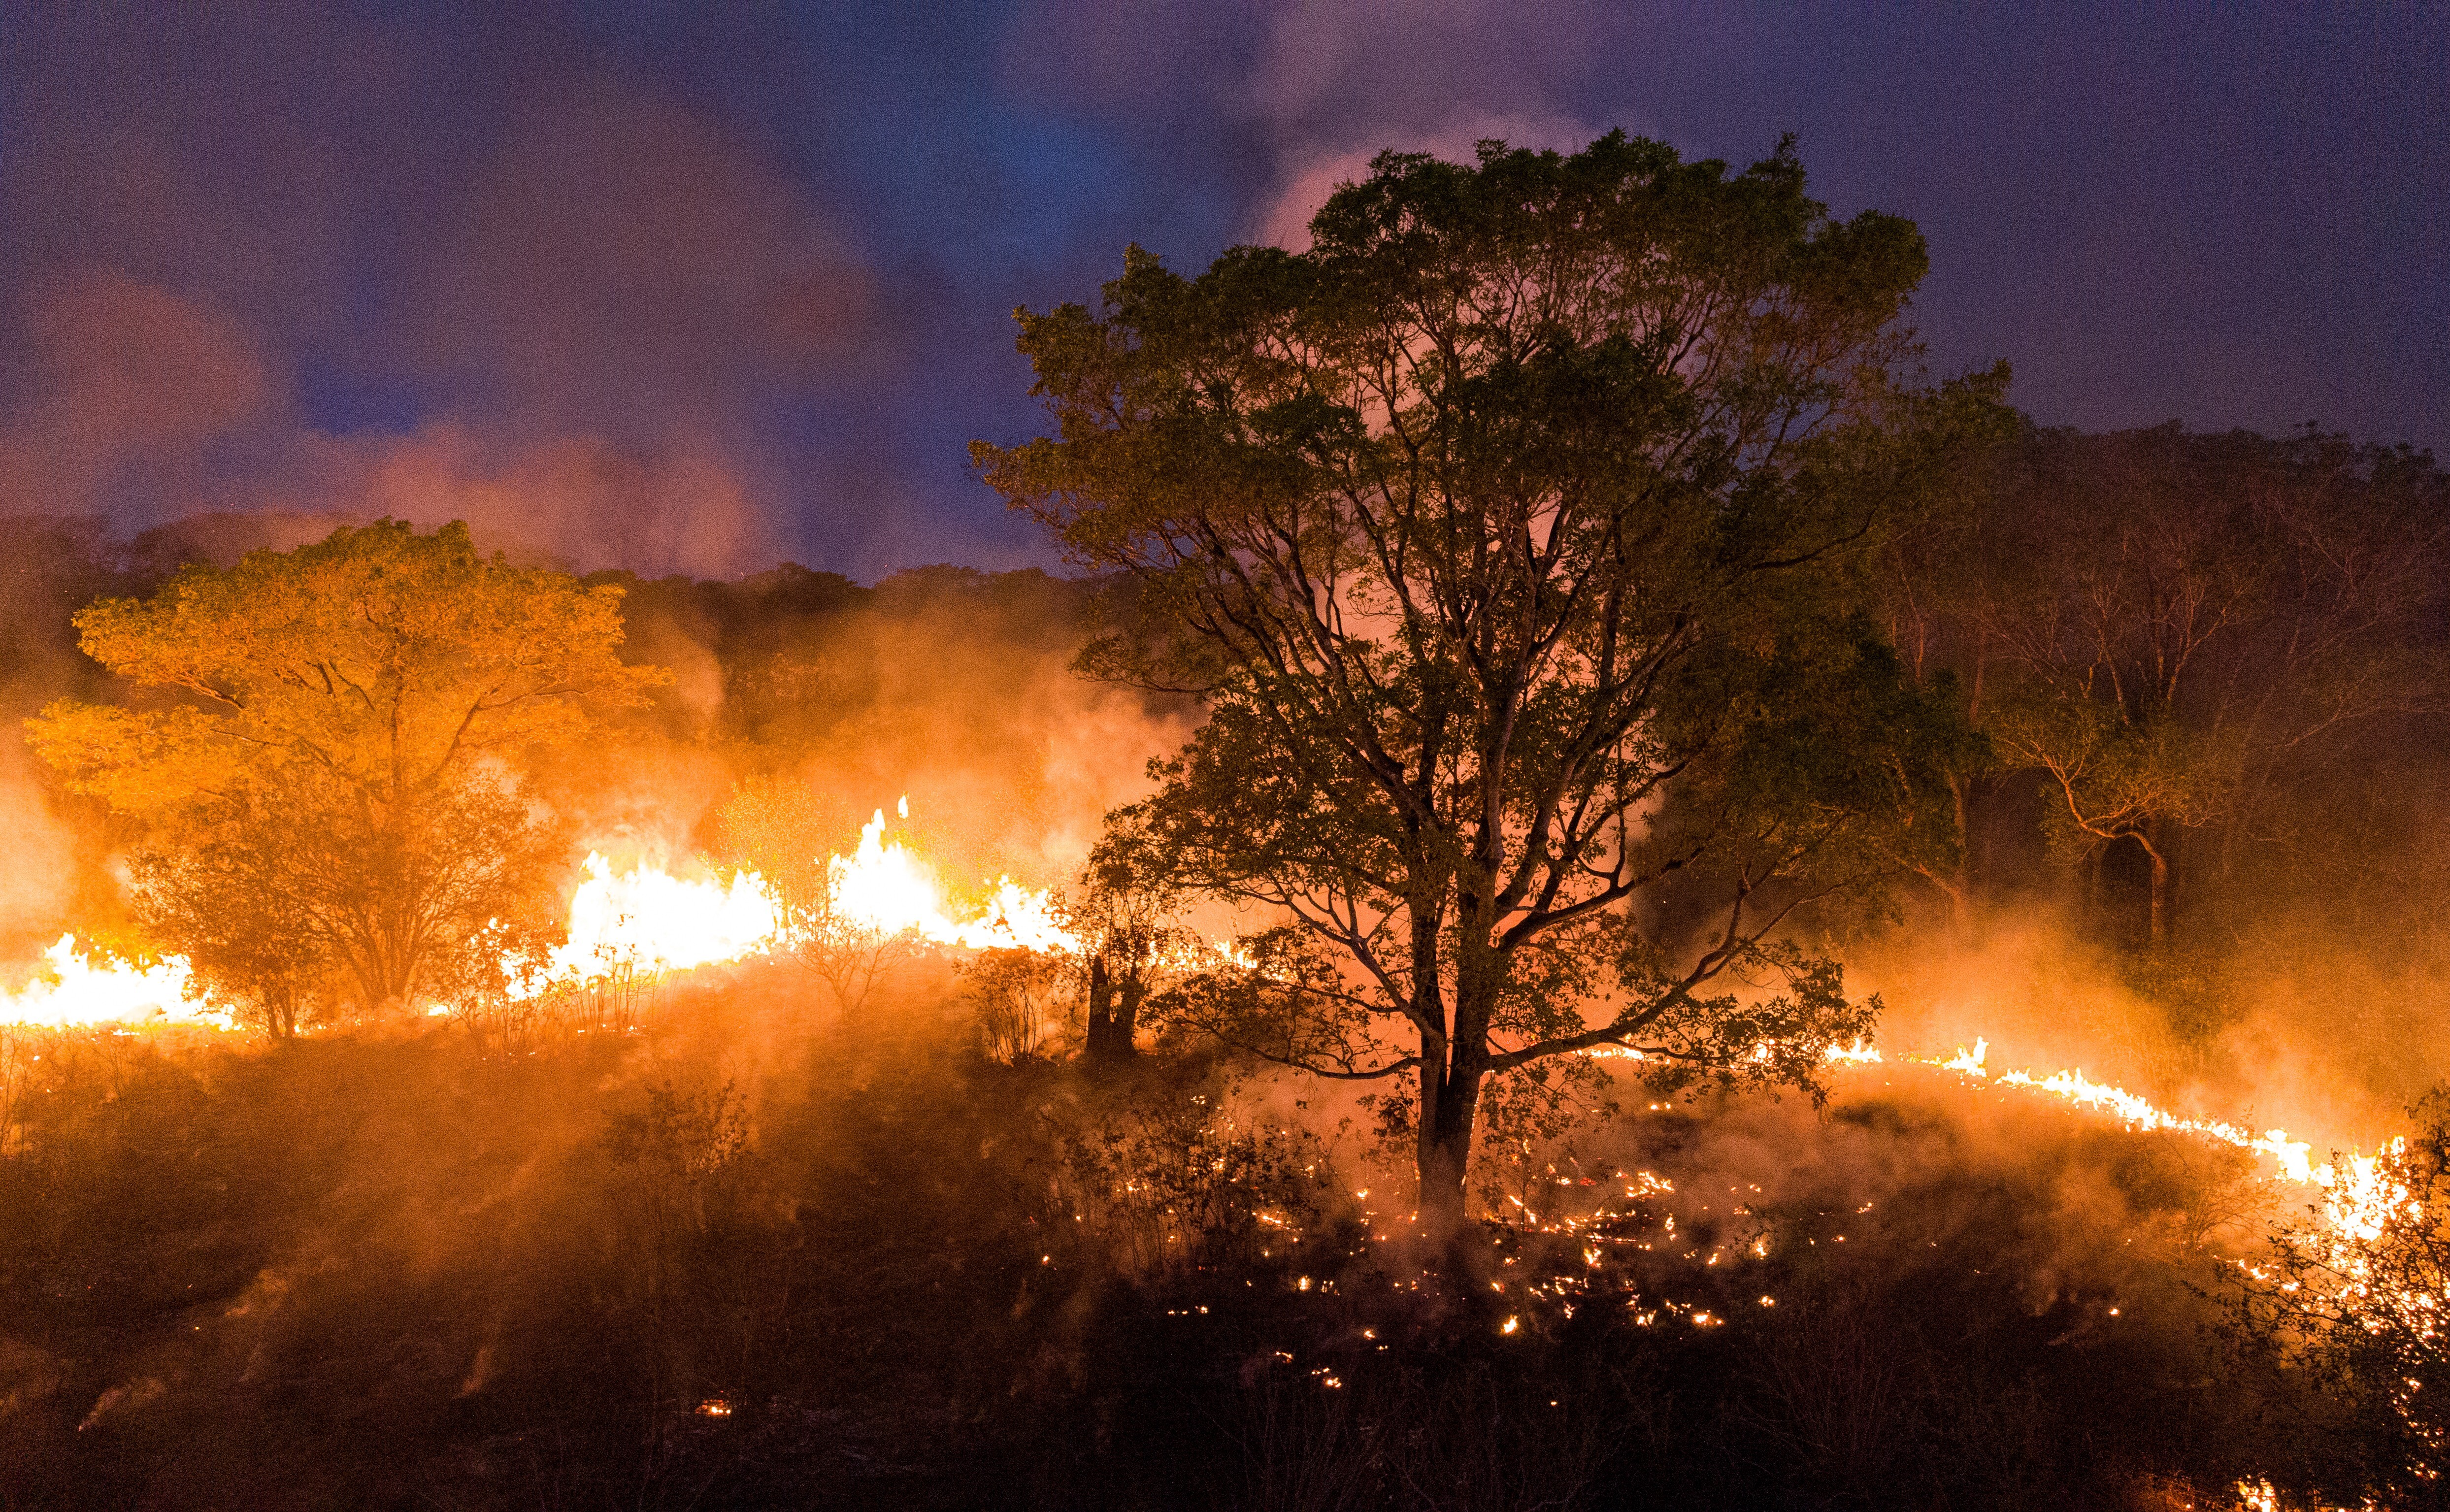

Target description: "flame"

left=1801, top=1033, right=2395, bottom=1208
left=540, top=853, right=784, bottom=983
left=1940, top=1037, right=1989, bottom=1076
left=517, top=802, right=1079, bottom=995
left=490, top=802, right=1078, bottom=1001
left=4, top=797, right=1079, bottom=1026
left=828, top=807, right=1078, bottom=953
left=1822, top=1036, right=2433, bottom=1327
left=0, top=933, right=226, bottom=1029
left=0, top=789, right=2422, bottom=1276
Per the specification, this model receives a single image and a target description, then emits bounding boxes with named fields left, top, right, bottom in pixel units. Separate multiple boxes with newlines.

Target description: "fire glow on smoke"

left=0, top=800, right=1074, bottom=1031
left=0, top=797, right=2422, bottom=1296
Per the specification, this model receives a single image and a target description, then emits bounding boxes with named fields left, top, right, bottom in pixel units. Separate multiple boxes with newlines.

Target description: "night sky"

left=1, top=2, right=2441, bottom=580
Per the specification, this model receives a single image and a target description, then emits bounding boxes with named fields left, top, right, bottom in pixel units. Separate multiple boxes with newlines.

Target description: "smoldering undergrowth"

left=0, top=952, right=2352, bottom=1512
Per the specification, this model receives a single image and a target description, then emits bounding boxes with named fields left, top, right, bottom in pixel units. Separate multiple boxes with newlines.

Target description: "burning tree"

left=977, top=133, right=1998, bottom=1222
left=27, top=520, right=662, bottom=1026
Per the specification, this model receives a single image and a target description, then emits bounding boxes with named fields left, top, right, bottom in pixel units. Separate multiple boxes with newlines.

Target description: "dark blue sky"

left=1, top=2, right=2441, bottom=579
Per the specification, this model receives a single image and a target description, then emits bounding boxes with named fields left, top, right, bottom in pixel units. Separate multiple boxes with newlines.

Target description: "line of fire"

left=4, top=134, right=2447, bottom=1511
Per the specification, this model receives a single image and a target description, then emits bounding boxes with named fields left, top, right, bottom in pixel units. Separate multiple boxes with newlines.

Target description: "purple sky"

left=2, top=2, right=2441, bottom=579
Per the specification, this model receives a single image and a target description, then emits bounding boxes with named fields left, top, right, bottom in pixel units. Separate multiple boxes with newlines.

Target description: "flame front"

left=543, top=853, right=784, bottom=983
left=0, top=801, right=2423, bottom=1282
left=828, top=807, right=1079, bottom=953
left=0, top=933, right=221, bottom=1029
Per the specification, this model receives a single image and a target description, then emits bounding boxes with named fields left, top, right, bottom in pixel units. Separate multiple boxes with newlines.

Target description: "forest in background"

left=0, top=417, right=2446, bottom=1510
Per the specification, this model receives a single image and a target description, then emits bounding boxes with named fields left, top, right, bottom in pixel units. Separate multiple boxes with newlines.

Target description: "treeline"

left=1879, top=424, right=2450, bottom=938
left=4, top=422, right=2444, bottom=1037
left=1868, top=423, right=2450, bottom=1081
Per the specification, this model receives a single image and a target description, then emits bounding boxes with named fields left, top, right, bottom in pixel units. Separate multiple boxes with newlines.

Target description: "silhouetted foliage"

left=980, top=132, right=2004, bottom=1221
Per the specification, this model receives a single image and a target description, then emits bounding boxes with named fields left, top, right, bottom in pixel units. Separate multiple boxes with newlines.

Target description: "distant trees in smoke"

left=1872, top=424, right=2450, bottom=960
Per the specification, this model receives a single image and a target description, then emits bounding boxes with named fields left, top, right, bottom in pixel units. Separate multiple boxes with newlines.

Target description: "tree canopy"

left=977, top=133, right=2004, bottom=1219
left=28, top=520, right=663, bottom=1024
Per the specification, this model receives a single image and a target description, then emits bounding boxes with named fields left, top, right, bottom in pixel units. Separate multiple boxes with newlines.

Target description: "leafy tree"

left=977, top=133, right=1998, bottom=1220
left=27, top=520, right=662, bottom=1024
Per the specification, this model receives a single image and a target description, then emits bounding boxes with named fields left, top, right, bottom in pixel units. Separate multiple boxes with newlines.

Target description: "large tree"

left=29, top=520, right=662, bottom=1025
left=976, top=134, right=1999, bottom=1221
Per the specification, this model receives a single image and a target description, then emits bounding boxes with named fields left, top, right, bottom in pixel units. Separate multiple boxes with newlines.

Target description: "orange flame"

left=0, top=934, right=229, bottom=1029
left=828, top=806, right=1078, bottom=953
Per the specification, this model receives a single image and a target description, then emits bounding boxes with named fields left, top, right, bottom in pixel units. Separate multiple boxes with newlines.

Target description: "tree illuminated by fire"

left=978, top=131, right=2005, bottom=1221
left=25, top=520, right=664, bottom=1029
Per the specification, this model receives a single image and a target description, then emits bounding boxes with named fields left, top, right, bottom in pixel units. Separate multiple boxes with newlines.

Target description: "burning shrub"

left=2227, top=1089, right=2450, bottom=1506
left=967, top=945, right=1073, bottom=1063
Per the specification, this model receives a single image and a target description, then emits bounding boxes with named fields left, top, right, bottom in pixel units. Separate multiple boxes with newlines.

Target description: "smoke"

left=1001, top=0, right=1637, bottom=252
left=0, top=746, right=78, bottom=958
left=1233, top=1, right=1631, bottom=248
left=0, top=272, right=278, bottom=521
left=1251, top=110, right=1602, bottom=251
left=412, top=82, right=876, bottom=435
left=0, top=12, right=890, bottom=577
left=277, top=425, right=775, bottom=578
left=1840, top=902, right=2431, bottom=1165
left=596, top=565, right=1196, bottom=887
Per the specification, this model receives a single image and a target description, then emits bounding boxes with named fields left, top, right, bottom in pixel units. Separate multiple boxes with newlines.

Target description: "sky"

left=0, top=1, right=2441, bottom=581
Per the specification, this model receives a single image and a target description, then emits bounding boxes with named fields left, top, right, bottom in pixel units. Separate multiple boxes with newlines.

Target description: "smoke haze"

left=1, top=3, right=2440, bottom=578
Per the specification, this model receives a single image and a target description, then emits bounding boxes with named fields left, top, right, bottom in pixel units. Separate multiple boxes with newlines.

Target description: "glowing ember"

left=0, top=934, right=226, bottom=1029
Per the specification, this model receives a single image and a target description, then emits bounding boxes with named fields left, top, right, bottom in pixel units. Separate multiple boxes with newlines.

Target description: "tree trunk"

left=1948, top=774, right=1974, bottom=932
left=1084, top=954, right=1141, bottom=1063
left=1417, top=1072, right=1481, bottom=1231
left=1112, top=977, right=1144, bottom=1059
left=1415, top=1019, right=1485, bottom=1233
left=2142, top=832, right=2171, bottom=947
left=1083, top=954, right=1117, bottom=1060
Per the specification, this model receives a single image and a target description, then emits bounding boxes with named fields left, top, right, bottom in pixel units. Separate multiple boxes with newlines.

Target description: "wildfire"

left=1818, top=1033, right=2426, bottom=1297
left=501, top=802, right=1079, bottom=996
left=541, top=853, right=784, bottom=983
left=0, top=793, right=2420, bottom=1276
left=828, top=808, right=1078, bottom=953
left=1892, top=1036, right=2363, bottom=1201
left=3, top=797, right=1074, bottom=1028
left=0, top=934, right=228, bottom=1030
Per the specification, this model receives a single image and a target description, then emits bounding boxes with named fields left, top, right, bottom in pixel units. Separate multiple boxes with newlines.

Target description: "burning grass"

left=0, top=950, right=2415, bottom=1510
left=0, top=811, right=2438, bottom=1508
